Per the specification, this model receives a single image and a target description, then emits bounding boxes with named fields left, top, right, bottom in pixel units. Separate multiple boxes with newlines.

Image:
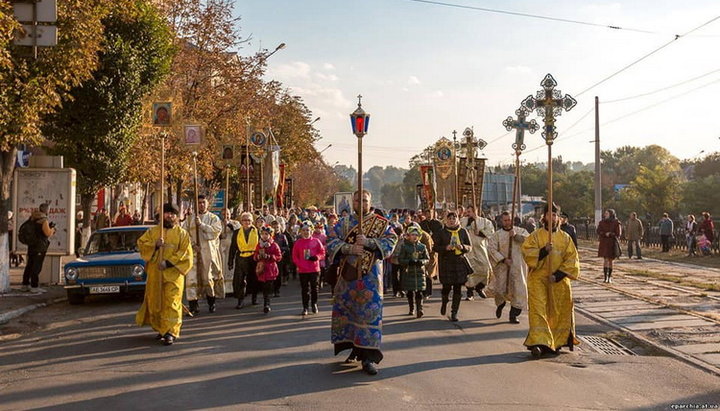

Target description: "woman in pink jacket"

left=254, top=225, right=282, bottom=313
left=293, top=221, right=326, bottom=315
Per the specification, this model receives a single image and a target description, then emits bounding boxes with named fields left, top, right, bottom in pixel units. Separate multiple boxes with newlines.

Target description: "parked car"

left=64, top=225, right=151, bottom=304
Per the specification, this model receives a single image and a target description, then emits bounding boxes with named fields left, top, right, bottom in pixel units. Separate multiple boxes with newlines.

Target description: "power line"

left=603, top=67, right=720, bottom=103
left=576, top=15, right=720, bottom=97
left=405, top=0, right=660, bottom=34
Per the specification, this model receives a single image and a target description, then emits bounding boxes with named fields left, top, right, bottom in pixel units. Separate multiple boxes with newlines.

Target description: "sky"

left=234, top=0, right=720, bottom=170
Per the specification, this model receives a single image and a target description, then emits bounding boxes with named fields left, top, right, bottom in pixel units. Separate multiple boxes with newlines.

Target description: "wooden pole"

left=547, top=142, right=553, bottom=275
left=192, top=152, right=204, bottom=279
left=246, top=132, right=251, bottom=212
left=158, top=132, right=165, bottom=314
left=508, top=151, right=521, bottom=260
left=357, top=136, right=363, bottom=235
left=224, top=165, right=230, bottom=211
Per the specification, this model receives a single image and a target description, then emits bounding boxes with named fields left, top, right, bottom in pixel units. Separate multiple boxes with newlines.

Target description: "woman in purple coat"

left=597, top=209, right=622, bottom=283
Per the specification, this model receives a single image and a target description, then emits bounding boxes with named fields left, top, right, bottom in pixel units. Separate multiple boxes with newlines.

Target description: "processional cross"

left=519, top=73, right=576, bottom=276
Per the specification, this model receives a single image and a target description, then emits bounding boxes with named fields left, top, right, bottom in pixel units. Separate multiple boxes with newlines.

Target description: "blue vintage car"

left=64, top=225, right=152, bottom=304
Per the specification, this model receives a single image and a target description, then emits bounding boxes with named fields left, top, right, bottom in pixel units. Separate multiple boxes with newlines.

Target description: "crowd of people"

left=134, top=191, right=580, bottom=376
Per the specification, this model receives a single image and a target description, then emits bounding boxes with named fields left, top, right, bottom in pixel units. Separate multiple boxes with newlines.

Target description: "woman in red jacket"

left=254, top=225, right=282, bottom=313
left=292, top=221, right=326, bottom=316
left=597, top=209, right=622, bottom=283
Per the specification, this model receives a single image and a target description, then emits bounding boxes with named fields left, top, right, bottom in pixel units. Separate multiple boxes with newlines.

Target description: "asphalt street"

left=0, top=281, right=718, bottom=410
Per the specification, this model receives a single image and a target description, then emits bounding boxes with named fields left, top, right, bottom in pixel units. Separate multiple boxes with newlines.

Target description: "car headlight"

left=132, top=264, right=145, bottom=278
left=65, top=267, right=78, bottom=281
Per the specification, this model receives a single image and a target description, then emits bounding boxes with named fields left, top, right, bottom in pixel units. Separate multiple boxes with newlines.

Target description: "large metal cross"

left=502, top=108, right=539, bottom=154
left=520, top=73, right=576, bottom=144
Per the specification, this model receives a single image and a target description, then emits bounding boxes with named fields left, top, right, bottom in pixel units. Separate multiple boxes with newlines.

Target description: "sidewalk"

left=0, top=266, right=67, bottom=327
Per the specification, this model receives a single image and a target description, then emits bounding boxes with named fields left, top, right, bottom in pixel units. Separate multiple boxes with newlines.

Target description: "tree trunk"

left=141, top=181, right=149, bottom=222
left=175, top=179, right=182, bottom=212
left=80, top=193, right=94, bottom=251
left=0, top=148, right=17, bottom=292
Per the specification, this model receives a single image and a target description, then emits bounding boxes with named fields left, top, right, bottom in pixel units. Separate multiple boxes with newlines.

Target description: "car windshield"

left=86, top=230, right=146, bottom=254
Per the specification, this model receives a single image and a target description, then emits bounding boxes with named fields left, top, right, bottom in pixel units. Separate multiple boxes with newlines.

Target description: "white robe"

left=220, top=218, right=240, bottom=295
left=462, top=216, right=495, bottom=288
left=487, top=226, right=529, bottom=309
left=183, top=211, right=224, bottom=300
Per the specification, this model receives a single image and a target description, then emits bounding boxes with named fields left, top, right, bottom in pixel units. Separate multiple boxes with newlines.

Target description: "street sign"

left=12, top=0, right=57, bottom=23
left=14, top=24, right=57, bottom=47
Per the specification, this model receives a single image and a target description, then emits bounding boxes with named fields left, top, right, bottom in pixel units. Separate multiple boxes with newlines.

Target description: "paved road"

left=1, top=280, right=718, bottom=410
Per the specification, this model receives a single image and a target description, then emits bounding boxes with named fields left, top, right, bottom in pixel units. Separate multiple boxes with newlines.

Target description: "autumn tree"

left=44, top=0, right=175, bottom=230
left=0, top=1, right=108, bottom=292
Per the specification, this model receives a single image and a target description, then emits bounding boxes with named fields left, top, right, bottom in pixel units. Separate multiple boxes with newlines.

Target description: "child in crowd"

left=253, top=225, right=282, bottom=313
left=696, top=234, right=711, bottom=256
left=398, top=225, right=430, bottom=318
left=312, top=221, right=328, bottom=288
left=292, top=221, right=326, bottom=315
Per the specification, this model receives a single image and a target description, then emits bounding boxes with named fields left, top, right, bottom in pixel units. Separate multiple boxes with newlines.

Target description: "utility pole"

left=594, top=96, right=602, bottom=225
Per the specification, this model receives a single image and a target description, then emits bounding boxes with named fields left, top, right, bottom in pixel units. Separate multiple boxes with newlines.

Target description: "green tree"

left=625, top=165, right=681, bottom=220
left=520, top=163, right=546, bottom=197
left=553, top=170, right=594, bottom=218
left=681, top=175, right=720, bottom=216
left=43, top=0, right=175, bottom=228
left=380, top=182, right=404, bottom=210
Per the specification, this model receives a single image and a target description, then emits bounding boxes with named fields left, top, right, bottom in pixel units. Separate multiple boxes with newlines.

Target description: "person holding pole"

left=327, top=189, right=397, bottom=376
left=183, top=195, right=224, bottom=314
left=487, top=211, right=529, bottom=323
left=135, top=203, right=193, bottom=346
left=521, top=203, right=580, bottom=359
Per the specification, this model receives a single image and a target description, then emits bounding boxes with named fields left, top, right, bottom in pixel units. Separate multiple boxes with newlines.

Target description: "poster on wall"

left=13, top=168, right=76, bottom=256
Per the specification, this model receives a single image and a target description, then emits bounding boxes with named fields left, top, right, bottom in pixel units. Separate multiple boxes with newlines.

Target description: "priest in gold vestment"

left=136, top=204, right=193, bottom=346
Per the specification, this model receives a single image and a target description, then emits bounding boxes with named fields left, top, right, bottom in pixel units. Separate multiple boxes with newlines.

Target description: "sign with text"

left=13, top=168, right=76, bottom=256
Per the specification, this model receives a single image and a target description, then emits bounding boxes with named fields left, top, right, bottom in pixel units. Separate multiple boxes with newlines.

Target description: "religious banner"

left=457, top=157, right=486, bottom=207
left=433, top=137, right=454, bottom=180
left=152, top=102, right=172, bottom=126
left=419, top=165, right=436, bottom=209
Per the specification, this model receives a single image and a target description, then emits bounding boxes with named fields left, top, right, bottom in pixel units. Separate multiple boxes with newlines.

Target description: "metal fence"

left=570, top=220, right=720, bottom=254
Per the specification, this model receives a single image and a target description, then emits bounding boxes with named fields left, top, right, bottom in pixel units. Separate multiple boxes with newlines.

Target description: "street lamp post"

left=350, top=95, right=370, bottom=235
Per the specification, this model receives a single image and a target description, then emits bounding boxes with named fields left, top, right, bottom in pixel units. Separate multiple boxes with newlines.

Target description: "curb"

left=0, top=296, right=68, bottom=325
left=575, top=306, right=720, bottom=378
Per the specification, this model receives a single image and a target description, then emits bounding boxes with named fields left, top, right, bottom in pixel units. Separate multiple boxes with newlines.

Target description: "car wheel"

left=67, top=291, right=84, bottom=305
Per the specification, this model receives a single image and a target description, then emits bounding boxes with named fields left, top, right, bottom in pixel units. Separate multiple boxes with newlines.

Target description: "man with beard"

left=487, top=211, right=529, bottom=324
left=461, top=205, right=494, bottom=301
left=327, top=190, right=397, bottom=375
left=183, top=196, right=224, bottom=314
left=521, top=203, right=580, bottom=359
left=135, top=204, right=193, bottom=346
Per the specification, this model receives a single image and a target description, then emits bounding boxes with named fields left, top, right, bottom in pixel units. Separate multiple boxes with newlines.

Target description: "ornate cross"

left=502, top=108, right=539, bottom=153
left=459, top=127, right=487, bottom=161
left=520, top=74, right=576, bottom=144
left=357, top=94, right=363, bottom=107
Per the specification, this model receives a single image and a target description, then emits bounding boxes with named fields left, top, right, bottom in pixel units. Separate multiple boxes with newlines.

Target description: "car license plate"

left=89, top=285, right=120, bottom=294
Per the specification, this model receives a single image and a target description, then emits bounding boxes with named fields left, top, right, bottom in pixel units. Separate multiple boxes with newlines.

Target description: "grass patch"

left=617, top=267, right=720, bottom=292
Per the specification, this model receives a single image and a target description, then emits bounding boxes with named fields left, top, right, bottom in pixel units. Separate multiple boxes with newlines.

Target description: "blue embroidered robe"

left=327, top=212, right=397, bottom=355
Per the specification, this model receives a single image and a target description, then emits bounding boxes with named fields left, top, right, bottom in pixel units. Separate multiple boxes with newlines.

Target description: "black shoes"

left=235, top=299, right=244, bottom=310
left=495, top=302, right=506, bottom=319
left=207, top=296, right=216, bottom=313
left=188, top=300, right=200, bottom=316
left=509, top=306, right=522, bottom=324
left=155, top=333, right=163, bottom=340
left=263, top=303, right=271, bottom=313
left=440, top=299, right=448, bottom=316
left=450, top=312, right=459, bottom=322
left=362, top=360, right=378, bottom=375
left=408, top=309, right=415, bottom=316
left=301, top=308, right=308, bottom=316
left=530, top=346, right=542, bottom=359
left=162, top=333, right=175, bottom=346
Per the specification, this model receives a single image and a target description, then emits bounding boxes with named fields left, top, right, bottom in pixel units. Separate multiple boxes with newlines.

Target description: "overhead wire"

left=576, top=15, right=720, bottom=97
left=405, top=0, right=660, bottom=34
left=603, top=67, right=720, bottom=103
